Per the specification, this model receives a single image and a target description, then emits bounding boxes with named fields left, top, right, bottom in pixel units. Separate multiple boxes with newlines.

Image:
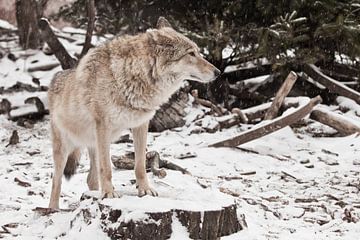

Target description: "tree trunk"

left=149, top=89, right=189, bottom=132
left=15, top=0, right=44, bottom=49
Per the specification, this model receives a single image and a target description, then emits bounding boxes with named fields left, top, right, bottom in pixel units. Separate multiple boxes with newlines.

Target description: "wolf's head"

left=147, top=17, right=221, bottom=84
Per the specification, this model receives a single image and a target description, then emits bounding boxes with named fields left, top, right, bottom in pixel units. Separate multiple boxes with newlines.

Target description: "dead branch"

left=231, top=108, right=248, bottom=123
left=14, top=177, right=31, bottom=187
left=146, top=151, right=167, bottom=178
left=33, top=207, right=72, bottom=216
left=310, top=105, right=360, bottom=136
left=111, top=151, right=190, bottom=175
left=27, top=62, right=60, bottom=72
left=191, top=89, right=225, bottom=116
left=209, top=96, right=322, bottom=148
left=264, top=71, right=298, bottom=120
left=38, top=18, right=77, bottom=69
left=80, top=0, right=95, bottom=58
left=303, top=64, right=360, bottom=104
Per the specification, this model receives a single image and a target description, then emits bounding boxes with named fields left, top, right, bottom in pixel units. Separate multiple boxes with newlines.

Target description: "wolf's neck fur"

left=105, top=35, right=183, bottom=112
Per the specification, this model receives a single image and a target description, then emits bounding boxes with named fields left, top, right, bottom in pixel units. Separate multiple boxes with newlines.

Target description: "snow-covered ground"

left=1, top=20, right=360, bottom=239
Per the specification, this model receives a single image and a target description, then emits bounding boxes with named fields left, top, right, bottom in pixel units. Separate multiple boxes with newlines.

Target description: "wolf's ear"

left=156, top=17, right=172, bottom=29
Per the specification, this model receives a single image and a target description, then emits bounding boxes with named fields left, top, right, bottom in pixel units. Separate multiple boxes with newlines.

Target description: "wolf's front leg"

left=133, top=122, right=158, bottom=197
left=96, top=121, right=121, bottom=198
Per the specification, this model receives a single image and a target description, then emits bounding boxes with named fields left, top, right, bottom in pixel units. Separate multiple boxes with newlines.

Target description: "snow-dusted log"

left=209, top=96, right=322, bottom=148
left=264, top=71, right=298, bottom=120
left=38, top=18, right=77, bottom=69
left=303, top=64, right=360, bottom=104
left=310, top=105, right=360, bottom=136
left=9, top=96, right=48, bottom=121
left=80, top=186, right=245, bottom=240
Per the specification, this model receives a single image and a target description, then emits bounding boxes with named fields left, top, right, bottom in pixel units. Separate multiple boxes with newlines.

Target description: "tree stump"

left=149, top=89, right=189, bottom=132
left=78, top=174, right=246, bottom=240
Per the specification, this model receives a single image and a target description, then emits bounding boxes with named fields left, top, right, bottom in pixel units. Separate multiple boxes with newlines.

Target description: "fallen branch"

left=264, top=71, right=298, bottom=120
left=303, top=64, right=360, bottom=104
left=191, top=89, right=225, bottom=116
left=14, top=177, right=31, bottom=187
left=27, top=62, right=60, bottom=72
left=38, top=18, right=77, bottom=69
left=111, top=151, right=190, bottom=175
left=80, top=0, right=95, bottom=58
left=310, top=105, right=360, bottom=136
left=209, top=96, right=322, bottom=148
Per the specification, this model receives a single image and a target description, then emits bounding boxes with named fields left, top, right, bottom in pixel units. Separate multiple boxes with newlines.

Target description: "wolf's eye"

left=188, top=52, right=196, bottom=57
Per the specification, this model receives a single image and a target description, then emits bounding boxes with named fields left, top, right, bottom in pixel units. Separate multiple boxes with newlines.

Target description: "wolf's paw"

left=138, top=185, right=158, bottom=197
left=101, top=190, right=122, bottom=199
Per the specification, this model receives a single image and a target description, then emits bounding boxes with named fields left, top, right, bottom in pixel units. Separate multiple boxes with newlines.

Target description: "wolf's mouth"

left=190, top=75, right=202, bottom=81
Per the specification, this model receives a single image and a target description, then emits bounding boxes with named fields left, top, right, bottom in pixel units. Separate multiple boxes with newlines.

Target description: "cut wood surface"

left=304, top=64, right=360, bottom=104
left=209, top=96, right=322, bottom=148
left=310, top=105, right=360, bottom=136
left=264, top=71, right=298, bottom=120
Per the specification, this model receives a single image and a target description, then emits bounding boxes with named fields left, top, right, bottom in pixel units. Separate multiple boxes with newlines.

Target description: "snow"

left=1, top=24, right=360, bottom=240
left=0, top=19, right=16, bottom=30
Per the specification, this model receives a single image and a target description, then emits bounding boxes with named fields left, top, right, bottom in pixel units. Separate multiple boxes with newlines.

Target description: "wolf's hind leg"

left=49, top=124, right=71, bottom=209
left=133, top=122, right=158, bottom=197
left=87, top=147, right=99, bottom=190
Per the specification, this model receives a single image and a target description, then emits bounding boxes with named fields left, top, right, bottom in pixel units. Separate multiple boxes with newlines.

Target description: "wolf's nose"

left=214, top=69, right=221, bottom=77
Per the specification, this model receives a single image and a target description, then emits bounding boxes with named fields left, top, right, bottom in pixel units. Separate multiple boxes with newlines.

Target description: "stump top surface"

left=83, top=172, right=235, bottom=214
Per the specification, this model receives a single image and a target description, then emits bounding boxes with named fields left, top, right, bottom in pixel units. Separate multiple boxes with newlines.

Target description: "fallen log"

left=303, top=64, right=360, bottom=104
left=209, top=96, right=322, bottom=148
left=224, top=64, right=272, bottom=84
left=310, top=105, right=360, bottom=136
left=264, top=71, right=298, bottom=120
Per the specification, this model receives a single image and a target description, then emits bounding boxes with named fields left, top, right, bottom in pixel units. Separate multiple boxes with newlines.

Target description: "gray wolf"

left=47, top=17, right=220, bottom=209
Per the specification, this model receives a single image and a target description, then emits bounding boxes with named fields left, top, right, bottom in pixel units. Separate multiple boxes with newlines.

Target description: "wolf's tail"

left=64, top=148, right=81, bottom=179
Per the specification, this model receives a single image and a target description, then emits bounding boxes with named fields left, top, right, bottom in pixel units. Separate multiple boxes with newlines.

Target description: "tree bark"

left=38, top=18, right=77, bottom=69
left=79, top=192, right=245, bottom=240
left=80, top=0, right=96, bottom=58
left=209, top=96, right=322, bottom=148
left=15, top=0, right=43, bottom=49
left=149, top=89, right=189, bottom=132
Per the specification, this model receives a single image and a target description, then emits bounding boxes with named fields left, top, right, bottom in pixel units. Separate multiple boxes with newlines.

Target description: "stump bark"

left=79, top=187, right=246, bottom=240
